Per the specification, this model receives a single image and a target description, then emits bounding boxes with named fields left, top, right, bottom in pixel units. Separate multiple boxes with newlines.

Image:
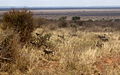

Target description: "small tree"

left=59, top=16, right=67, bottom=21
left=72, top=16, right=80, bottom=22
left=3, top=9, right=34, bottom=43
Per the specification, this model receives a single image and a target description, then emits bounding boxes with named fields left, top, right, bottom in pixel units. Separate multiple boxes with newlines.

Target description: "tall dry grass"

left=1, top=26, right=120, bottom=75
left=0, top=10, right=120, bottom=75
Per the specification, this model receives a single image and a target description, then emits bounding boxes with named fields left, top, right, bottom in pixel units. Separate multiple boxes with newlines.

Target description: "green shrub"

left=72, top=16, right=80, bottom=22
left=3, top=9, right=34, bottom=43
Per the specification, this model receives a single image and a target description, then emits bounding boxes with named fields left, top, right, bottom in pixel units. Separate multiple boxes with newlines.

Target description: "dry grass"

left=0, top=10, right=120, bottom=75
left=0, top=24, right=120, bottom=75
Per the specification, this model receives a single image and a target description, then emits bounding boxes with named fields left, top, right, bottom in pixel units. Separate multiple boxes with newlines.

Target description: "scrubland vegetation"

left=0, top=9, right=120, bottom=75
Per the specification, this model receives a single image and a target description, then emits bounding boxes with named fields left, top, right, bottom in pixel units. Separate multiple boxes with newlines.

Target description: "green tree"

left=72, top=16, right=80, bottom=22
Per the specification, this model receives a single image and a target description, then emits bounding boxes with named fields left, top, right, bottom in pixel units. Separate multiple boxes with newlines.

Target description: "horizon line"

left=1, top=6, right=120, bottom=8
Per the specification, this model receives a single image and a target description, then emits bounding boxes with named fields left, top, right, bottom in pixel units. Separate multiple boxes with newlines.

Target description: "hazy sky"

left=0, top=0, right=120, bottom=7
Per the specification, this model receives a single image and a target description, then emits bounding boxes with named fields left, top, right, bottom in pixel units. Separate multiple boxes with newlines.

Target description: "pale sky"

left=0, top=0, right=120, bottom=7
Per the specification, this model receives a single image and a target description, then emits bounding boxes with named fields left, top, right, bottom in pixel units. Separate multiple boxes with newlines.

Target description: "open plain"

left=1, top=8, right=120, bottom=20
left=0, top=8, right=120, bottom=75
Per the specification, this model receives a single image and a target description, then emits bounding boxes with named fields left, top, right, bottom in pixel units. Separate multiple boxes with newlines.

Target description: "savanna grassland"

left=0, top=9, right=120, bottom=75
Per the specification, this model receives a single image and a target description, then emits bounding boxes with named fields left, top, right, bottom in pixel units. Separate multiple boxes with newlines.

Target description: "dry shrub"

left=3, top=9, right=34, bottom=43
left=58, top=16, right=68, bottom=27
left=31, top=31, right=52, bottom=49
left=0, top=19, right=2, bottom=22
left=0, top=33, right=22, bottom=74
left=0, top=33, right=21, bottom=61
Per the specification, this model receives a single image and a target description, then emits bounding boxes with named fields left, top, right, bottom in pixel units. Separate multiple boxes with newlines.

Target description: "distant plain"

left=1, top=8, right=120, bottom=20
